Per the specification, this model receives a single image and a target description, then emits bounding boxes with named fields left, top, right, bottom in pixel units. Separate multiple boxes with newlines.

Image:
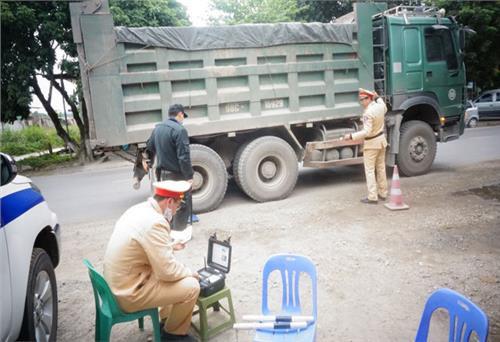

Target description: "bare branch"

left=31, top=77, right=79, bottom=152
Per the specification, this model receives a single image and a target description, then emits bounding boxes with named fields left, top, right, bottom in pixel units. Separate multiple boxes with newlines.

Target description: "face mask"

left=163, top=206, right=173, bottom=222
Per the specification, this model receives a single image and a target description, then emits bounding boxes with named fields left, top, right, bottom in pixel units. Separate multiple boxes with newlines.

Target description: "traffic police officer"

left=344, top=88, right=388, bottom=204
left=104, top=180, right=199, bottom=341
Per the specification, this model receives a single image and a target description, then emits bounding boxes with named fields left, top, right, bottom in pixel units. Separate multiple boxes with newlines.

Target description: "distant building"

left=29, top=110, right=54, bottom=128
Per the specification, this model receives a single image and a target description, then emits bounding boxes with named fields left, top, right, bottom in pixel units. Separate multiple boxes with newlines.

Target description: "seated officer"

left=104, top=180, right=200, bottom=341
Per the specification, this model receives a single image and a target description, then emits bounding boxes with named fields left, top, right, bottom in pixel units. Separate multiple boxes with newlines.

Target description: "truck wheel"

left=234, top=136, right=298, bottom=202
left=19, top=248, right=58, bottom=342
left=191, top=144, right=228, bottom=213
left=232, top=140, right=251, bottom=190
left=397, top=120, right=437, bottom=176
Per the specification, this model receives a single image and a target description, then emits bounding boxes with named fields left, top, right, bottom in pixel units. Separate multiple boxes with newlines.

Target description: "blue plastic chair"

left=415, top=288, right=489, bottom=342
left=253, top=254, right=317, bottom=342
left=83, top=259, right=162, bottom=342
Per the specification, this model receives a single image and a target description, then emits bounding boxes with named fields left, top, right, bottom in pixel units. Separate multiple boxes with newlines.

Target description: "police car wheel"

left=19, top=248, right=58, bottom=342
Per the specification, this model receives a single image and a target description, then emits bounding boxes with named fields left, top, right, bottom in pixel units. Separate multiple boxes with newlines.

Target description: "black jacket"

left=146, top=118, right=194, bottom=179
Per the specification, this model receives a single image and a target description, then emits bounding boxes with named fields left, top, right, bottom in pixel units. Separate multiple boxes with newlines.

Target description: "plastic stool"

left=191, top=287, right=236, bottom=341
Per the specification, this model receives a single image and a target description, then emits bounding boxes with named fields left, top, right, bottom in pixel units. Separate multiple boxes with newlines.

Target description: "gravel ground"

left=55, top=159, right=500, bottom=342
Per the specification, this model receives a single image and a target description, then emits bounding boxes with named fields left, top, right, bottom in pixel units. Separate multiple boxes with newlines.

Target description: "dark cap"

left=168, top=104, right=188, bottom=118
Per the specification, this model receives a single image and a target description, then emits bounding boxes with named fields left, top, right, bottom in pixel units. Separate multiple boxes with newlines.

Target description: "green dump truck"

left=70, top=1, right=468, bottom=212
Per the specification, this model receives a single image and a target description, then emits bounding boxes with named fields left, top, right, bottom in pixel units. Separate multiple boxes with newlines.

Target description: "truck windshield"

left=425, top=28, right=458, bottom=70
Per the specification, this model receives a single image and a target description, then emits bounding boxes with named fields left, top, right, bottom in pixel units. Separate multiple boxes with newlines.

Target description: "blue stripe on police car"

left=1, top=188, right=44, bottom=228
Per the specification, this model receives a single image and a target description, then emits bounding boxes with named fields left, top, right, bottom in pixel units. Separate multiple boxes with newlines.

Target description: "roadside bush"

left=0, top=126, right=80, bottom=156
left=18, top=153, right=76, bottom=170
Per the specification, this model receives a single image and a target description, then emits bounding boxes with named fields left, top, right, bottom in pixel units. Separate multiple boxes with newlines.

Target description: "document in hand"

left=170, top=225, right=193, bottom=244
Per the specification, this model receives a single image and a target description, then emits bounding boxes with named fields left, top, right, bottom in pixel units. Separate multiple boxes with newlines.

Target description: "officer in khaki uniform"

left=104, top=180, right=199, bottom=341
left=344, top=88, right=388, bottom=204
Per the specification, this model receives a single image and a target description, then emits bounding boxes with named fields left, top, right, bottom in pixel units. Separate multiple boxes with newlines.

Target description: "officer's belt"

left=365, top=131, right=384, bottom=141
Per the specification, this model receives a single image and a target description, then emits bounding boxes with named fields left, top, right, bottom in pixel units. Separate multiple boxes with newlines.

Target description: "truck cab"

left=373, top=6, right=467, bottom=175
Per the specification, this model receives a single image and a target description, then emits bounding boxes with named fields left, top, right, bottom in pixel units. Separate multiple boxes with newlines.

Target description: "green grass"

left=18, top=153, right=76, bottom=170
left=0, top=126, right=80, bottom=156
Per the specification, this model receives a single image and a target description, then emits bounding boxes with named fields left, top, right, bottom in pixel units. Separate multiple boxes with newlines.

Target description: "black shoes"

left=360, top=198, right=378, bottom=204
left=360, top=195, right=387, bottom=204
left=161, top=331, right=198, bottom=342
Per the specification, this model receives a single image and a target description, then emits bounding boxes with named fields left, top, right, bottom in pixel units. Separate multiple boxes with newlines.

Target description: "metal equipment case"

left=198, top=235, right=232, bottom=297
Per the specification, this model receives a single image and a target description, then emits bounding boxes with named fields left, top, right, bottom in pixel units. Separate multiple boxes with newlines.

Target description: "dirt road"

left=53, top=159, right=500, bottom=341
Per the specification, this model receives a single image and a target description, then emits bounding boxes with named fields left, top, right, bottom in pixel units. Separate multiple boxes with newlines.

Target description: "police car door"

left=0, top=226, right=12, bottom=340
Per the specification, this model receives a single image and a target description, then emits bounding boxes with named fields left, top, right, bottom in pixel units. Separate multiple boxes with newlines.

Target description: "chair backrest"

left=261, top=254, right=317, bottom=318
left=415, top=288, right=489, bottom=342
left=83, top=259, right=125, bottom=318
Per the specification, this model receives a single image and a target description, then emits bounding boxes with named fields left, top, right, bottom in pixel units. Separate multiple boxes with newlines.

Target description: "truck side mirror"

left=459, top=30, right=465, bottom=51
left=459, top=26, right=476, bottom=51
left=1, top=153, right=18, bottom=186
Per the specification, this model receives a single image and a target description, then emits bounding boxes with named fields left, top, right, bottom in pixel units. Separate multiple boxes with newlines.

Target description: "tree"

left=296, top=0, right=352, bottom=23
left=435, top=1, right=500, bottom=91
left=1, top=0, right=189, bottom=161
left=296, top=0, right=425, bottom=23
left=110, top=0, right=189, bottom=27
left=210, top=0, right=306, bottom=25
left=1, top=2, right=82, bottom=155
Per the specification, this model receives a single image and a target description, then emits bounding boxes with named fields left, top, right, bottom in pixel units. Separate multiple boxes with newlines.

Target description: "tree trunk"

left=81, top=96, right=94, bottom=162
left=31, top=77, right=79, bottom=153
left=48, top=77, right=93, bottom=162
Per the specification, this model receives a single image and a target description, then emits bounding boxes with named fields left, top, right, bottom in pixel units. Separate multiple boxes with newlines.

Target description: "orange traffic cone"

left=384, top=165, right=409, bottom=211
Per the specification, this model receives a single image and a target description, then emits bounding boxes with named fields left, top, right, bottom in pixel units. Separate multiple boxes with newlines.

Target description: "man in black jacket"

left=145, top=104, right=194, bottom=233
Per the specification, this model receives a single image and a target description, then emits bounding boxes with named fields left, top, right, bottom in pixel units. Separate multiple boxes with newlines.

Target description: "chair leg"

left=151, top=313, right=162, bottom=342
left=226, top=291, right=236, bottom=323
left=199, top=302, right=209, bottom=342
left=138, top=317, right=144, bottom=331
left=98, top=317, right=112, bottom=342
left=95, top=312, right=101, bottom=342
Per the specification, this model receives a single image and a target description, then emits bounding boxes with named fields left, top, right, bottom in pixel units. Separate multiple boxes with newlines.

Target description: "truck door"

left=423, top=27, right=461, bottom=116
left=0, top=229, right=12, bottom=341
left=403, top=27, right=423, bottom=92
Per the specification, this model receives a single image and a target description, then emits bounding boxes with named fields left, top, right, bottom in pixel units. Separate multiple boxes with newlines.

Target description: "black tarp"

left=115, top=22, right=355, bottom=51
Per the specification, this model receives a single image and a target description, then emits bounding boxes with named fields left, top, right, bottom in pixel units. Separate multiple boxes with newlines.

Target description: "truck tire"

left=19, top=248, right=58, bottom=342
left=191, top=144, right=228, bottom=213
left=233, top=136, right=298, bottom=202
left=397, top=120, right=437, bottom=176
left=233, top=140, right=251, bottom=191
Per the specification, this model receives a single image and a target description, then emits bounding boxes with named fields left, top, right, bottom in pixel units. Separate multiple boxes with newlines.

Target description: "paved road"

left=32, top=126, right=500, bottom=226
left=434, top=125, right=500, bottom=168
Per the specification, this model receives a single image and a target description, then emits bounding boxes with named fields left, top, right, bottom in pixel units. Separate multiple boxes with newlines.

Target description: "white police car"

left=1, top=153, right=60, bottom=342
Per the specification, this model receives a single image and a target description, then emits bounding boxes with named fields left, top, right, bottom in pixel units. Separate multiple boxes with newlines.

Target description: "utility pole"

left=61, top=78, right=70, bottom=148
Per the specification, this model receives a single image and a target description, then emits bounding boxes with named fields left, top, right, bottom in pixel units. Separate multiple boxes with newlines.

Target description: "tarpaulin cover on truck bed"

left=114, top=22, right=355, bottom=51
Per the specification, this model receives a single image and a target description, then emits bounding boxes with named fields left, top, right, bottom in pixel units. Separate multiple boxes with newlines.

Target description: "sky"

left=178, top=0, right=211, bottom=27
left=31, top=49, right=76, bottom=114
left=32, top=0, right=210, bottom=114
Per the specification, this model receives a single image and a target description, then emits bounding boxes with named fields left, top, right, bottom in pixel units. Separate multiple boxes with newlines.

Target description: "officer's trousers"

left=363, top=148, right=388, bottom=201
left=118, top=276, right=200, bottom=335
